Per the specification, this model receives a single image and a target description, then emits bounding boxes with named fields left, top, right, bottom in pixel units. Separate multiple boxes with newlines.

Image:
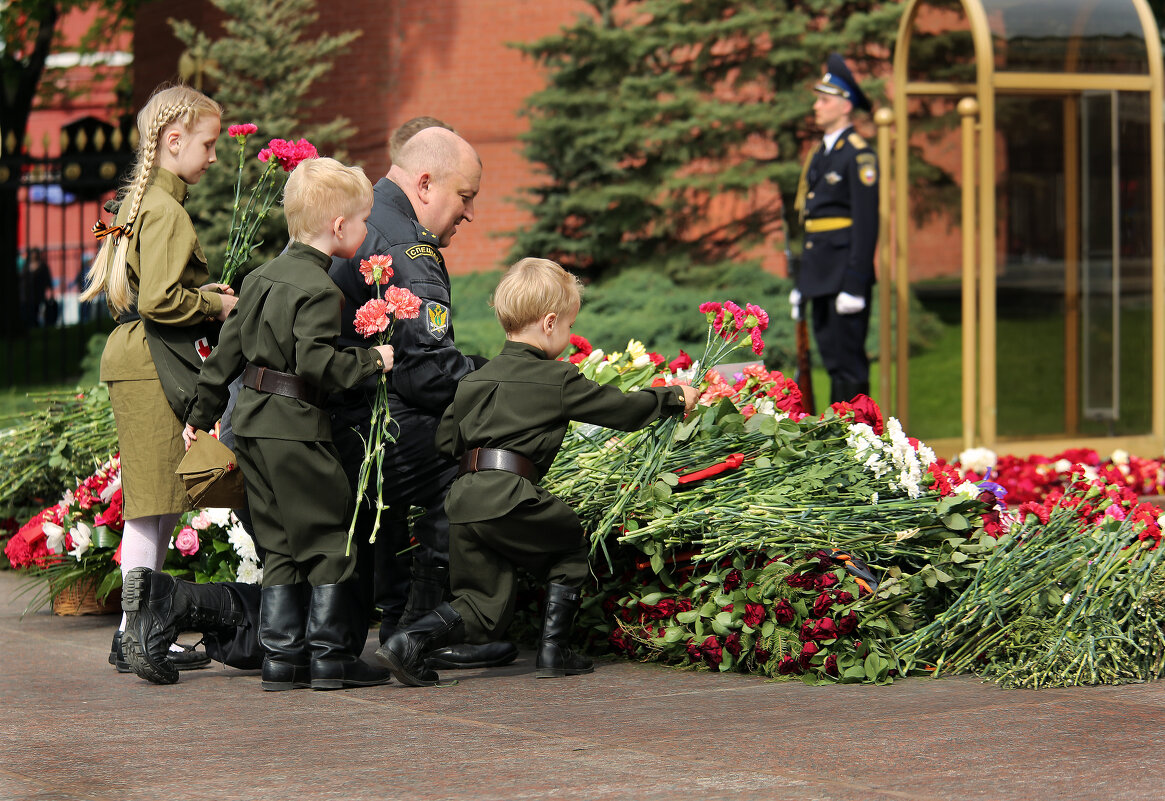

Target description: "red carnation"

left=354, top=299, right=390, bottom=337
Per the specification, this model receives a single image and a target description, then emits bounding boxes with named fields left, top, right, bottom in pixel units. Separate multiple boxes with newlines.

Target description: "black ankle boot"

left=535, top=584, right=594, bottom=679
left=109, top=631, right=131, bottom=672
left=375, top=602, right=464, bottom=687
left=425, top=641, right=519, bottom=670
left=306, top=583, right=392, bottom=690
left=259, top=583, right=311, bottom=691
left=121, top=567, right=241, bottom=685
left=397, top=557, right=449, bottom=628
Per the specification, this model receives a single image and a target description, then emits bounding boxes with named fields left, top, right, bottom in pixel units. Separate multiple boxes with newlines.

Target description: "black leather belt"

left=242, top=363, right=326, bottom=406
left=458, top=447, right=536, bottom=481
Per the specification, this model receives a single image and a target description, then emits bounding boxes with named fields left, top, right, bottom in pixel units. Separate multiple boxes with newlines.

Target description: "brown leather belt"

left=241, top=363, right=326, bottom=406
left=458, top=447, right=536, bottom=481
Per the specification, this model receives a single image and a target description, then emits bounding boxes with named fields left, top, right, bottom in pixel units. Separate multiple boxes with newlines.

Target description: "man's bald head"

left=394, top=127, right=482, bottom=247
left=395, top=127, right=481, bottom=183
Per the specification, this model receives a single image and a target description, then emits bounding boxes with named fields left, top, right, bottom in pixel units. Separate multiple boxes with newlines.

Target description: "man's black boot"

left=535, top=583, right=594, bottom=679
left=396, top=556, right=449, bottom=629
left=121, top=567, right=240, bottom=684
left=109, top=631, right=131, bottom=672
left=259, top=583, right=311, bottom=691
left=425, top=641, right=519, bottom=670
left=306, top=583, right=392, bottom=690
left=375, top=602, right=464, bottom=687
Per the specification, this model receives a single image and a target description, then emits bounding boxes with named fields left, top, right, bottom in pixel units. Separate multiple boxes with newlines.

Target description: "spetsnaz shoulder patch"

left=856, top=152, right=877, bottom=187
left=848, top=132, right=869, bottom=150
left=405, top=244, right=439, bottom=262
left=425, top=300, right=449, bottom=340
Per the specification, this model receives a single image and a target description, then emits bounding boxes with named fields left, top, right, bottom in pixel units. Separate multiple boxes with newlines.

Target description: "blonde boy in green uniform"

left=177, top=157, right=395, bottom=691
left=377, top=258, right=698, bottom=686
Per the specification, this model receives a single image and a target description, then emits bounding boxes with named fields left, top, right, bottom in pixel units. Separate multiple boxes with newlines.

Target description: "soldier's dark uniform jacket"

left=797, top=126, right=878, bottom=300
left=330, top=178, right=478, bottom=427
left=434, top=340, right=685, bottom=641
left=188, top=241, right=385, bottom=587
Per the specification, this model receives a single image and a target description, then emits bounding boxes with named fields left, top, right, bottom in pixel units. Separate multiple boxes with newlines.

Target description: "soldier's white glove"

left=836, top=291, right=866, bottom=315
left=788, top=288, right=802, bottom=321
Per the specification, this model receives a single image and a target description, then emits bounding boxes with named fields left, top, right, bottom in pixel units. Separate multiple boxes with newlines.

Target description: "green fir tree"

left=169, top=0, right=360, bottom=279
left=508, top=0, right=902, bottom=283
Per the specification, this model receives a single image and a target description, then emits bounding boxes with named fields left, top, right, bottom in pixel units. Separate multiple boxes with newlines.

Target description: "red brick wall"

left=136, top=0, right=591, bottom=275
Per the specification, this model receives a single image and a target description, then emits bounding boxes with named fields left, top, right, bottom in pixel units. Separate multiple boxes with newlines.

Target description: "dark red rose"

left=724, top=632, right=742, bottom=658
left=722, top=568, right=743, bottom=592
left=644, top=598, right=676, bottom=620
left=850, top=394, right=884, bottom=435
left=776, top=655, right=802, bottom=675
left=834, top=590, right=855, bottom=605
left=608, top=628, right=635, bottom=655
left=803, top=617, right=839, bottom=642
left=785, top=572, right=817, bottom=589
left=685, top=638, right=702, bottom=662
left=836, top=611, right=859, bottom=636
left=676, top=597, right=694, bottom=613
left=814, top=572, right=839, bottom=590
left=824, top=654, right=839, bottom=677
left=798, top=640, right=820, bottom=668
left=811, top=591, right=835, bottom=616
left=602, top=597, right=617, bottom=616
left=773, top=599, right=796, bottom=625
left=700, top=635, right=723, bottom=668
left=742, top=602, right=766, bottom=628
left=754, top=645, right=771, bottom=662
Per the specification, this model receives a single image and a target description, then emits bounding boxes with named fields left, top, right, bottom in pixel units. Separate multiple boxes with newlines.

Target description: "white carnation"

left=958, top=446, right=997, bottom=475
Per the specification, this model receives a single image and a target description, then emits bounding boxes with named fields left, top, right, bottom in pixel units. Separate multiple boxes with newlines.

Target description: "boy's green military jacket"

left=436, top=340, right=685, bottom=523
left=187, top=241, right=384, bottom=441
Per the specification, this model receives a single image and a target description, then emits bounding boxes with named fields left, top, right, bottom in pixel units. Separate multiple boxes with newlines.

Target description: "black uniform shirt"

left=330, top=178, right=478, bottom=425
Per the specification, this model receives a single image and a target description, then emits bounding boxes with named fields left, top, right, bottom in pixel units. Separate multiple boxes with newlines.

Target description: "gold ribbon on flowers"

left=91, top=219, right=133, bottom=241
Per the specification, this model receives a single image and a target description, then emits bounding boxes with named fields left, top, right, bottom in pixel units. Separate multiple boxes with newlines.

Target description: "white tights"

left=118, top=513, right=179, bottom=632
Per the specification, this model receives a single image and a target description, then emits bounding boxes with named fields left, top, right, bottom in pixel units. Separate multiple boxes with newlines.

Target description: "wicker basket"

left=52, top=579, right=122, bottom=616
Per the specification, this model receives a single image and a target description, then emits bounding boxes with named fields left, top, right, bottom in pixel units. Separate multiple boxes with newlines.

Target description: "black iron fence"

left=1, top=116, right=133, bottom=388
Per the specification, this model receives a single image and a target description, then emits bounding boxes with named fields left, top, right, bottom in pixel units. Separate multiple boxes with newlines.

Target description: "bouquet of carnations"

left=219, top=124, right=319, bottom=286
left=172, top=507, right=263, bottom=585
left=347, top=255, right=423, bottom=550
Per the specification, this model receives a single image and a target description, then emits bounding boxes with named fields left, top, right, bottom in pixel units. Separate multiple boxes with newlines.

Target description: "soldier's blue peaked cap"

left=814, top=53, right=871, bottom=113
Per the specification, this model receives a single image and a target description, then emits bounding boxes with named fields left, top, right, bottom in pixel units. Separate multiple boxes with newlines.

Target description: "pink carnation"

left=383, top=285, right=423, bottom=320
left=750, top=327, right=765, bottom=356
left=745, top=303, right=769, bottom=332
left=228, top=123, right=258, bottom=139
left=354, top=299, right=390, bottom=338
left=258, top=138, right=319, bottom=172
left=359, top=254, right=394, bottom=286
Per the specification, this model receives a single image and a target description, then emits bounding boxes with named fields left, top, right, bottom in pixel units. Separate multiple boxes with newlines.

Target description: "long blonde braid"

left=82, top=84, right=223, bottom=314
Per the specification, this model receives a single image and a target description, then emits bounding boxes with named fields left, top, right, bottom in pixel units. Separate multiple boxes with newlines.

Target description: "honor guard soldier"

left=789, top=53, right=879, bottom=404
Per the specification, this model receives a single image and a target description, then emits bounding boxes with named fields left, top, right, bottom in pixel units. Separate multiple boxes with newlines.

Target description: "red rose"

left=802, top=617, right=839, bottom=642
left=773, top=599, right=796, bottom=625
left=814, top=572, right=839, bottom=590
left=724, top=632, right=742, bottom=658
left=824, top=654, right=839, bottom=676
left=676, top=597, right=694, bottom=613
left=722, top=568, right=742, bottom=592
left=836, top=611, right=859, bottom=636
left=776, top=655, right=802, bottom=675
left=754, top=645, right=771, bottom=662
left=668, top=350, right=692, bottom=373
left=742, top=602, right=765, bottom=628
left=700, top=635, right=723, bottom=668
left=811, top=591, right=835, bottom=616
left=608, top=629, right=635, bottom=655
left=785, top=572, right=816, bottom=589
left=834, top=590, right=854, bottom=605
left=849, top=394, right=884, bottom=435
left=685, top=639, right=703, bottom=663
left=644, top=598, right=677, bottom=620
left=798, top=640, right=820, bottom=668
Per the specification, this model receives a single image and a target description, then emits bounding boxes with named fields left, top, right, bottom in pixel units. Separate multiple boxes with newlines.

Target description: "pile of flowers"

left=952, top=446, right=1165, bottom=505
left=4, top=456, right=261, bottom=610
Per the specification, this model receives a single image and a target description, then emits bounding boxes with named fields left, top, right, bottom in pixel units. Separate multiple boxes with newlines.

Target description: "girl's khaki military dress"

left=99, top=168, right=224, bottom=519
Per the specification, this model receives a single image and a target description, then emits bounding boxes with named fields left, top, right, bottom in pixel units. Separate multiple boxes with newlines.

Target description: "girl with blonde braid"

left=81, top=83, right=238, bottom=673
